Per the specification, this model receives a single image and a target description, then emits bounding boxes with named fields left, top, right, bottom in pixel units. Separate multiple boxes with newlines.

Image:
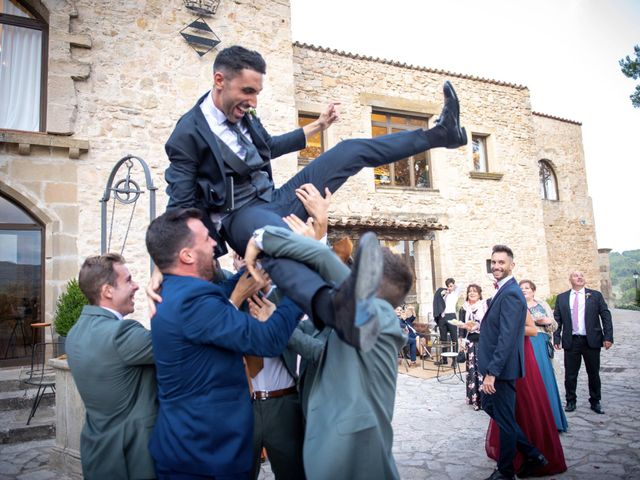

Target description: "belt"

left=251, top=386, right=297, bottom=401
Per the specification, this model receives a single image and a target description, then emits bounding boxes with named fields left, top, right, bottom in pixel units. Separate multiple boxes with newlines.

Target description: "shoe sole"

left=353, top=232, right=383, bottom=307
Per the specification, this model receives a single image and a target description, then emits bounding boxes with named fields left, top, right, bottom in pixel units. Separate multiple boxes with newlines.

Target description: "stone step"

left=0, top=402, right=56, bottom=445
left=0, top=387, right=56, bottom=412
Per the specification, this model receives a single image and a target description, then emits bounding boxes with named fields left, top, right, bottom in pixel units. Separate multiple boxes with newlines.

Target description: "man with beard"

left=145, top=208, right=303, bottom=479
left=145, top=208, right=380, bottom=479
left=477, top=245, right=546, bottom=480
left=165, top=45, right=467, bottom=350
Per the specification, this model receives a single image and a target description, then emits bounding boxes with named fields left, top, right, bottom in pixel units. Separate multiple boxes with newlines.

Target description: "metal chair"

left=20, top=342, right=60, bottom=425
left=398, top=344, right=411, bottom=372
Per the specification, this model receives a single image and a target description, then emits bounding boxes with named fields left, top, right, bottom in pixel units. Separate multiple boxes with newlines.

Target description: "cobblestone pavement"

left=391, top=308, right=639, bottom=480
left=2, top=309, right=637, bottom=479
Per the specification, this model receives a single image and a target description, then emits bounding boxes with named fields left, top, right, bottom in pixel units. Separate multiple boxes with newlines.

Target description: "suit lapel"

left=483, top=277, right=515, bottom=317
left=244, top=115, right=270, bottom=161
left=192, top=93, right=227, bottom=175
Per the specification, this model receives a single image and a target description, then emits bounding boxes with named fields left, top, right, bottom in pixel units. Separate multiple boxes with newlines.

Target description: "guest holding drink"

left=458, top=284, right=487, bottom=410
left=519, top=280, right=567, bottom=432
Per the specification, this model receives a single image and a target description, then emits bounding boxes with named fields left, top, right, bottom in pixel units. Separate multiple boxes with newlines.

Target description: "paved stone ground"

left=391, top=308, right=639, bottom=480
left=1, top=309, right=637, bottom=479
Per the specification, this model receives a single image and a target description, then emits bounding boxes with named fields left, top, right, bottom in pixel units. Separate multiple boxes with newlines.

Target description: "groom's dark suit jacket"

left=164, top=92, right=306, bottom=253
left=553, top=288, right=613, bottom=349
left=477, top=277, right=526, bottom=381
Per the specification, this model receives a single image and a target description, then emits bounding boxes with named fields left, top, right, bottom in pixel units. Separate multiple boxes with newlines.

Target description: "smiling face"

left=467, top=286, right=480, bottom=303
left=187, top=218, right=217, bottom=281
left=491, top=251, right=514, bottom=282
left=105, top=263, right=139, bottom=316
left=212, top=68, right=263, bottom=123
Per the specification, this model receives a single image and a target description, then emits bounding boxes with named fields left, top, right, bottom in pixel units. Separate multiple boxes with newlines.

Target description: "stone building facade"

left=0, top=0, right=605, bottom=353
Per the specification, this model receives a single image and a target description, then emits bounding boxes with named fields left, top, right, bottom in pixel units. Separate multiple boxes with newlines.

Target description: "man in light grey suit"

left=245, top=226, right=412, bottom=480
left=66, top=253, right=156, bottom=480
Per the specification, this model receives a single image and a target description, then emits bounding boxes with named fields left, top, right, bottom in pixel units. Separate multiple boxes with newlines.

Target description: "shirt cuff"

left=252, top=228, right=265, bottom=250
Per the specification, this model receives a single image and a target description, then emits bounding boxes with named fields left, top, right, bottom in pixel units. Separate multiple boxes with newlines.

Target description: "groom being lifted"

left=164, top=45, right=467, bottom=349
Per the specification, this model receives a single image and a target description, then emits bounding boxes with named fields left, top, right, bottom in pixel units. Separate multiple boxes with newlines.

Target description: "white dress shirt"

left=199, top=91, right=252, bottom=159
left=569, top=288, right=587, bottom=335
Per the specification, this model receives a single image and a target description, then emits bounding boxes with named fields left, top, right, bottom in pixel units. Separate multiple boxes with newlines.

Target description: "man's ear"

left=179, top=247, right=195, bottom=265
left=101, top=283, right=113, bottom=301
left=213, top=71, right=225, bottom=91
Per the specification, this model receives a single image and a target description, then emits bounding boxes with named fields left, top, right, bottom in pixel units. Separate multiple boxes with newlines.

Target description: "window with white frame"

left=472, top=134, right=489, bottom=172
left=0, top=0, right=48, bottom=131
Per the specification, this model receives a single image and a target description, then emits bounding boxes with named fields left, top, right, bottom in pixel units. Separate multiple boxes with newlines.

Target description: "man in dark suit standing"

left=66, top=254, right=156, bottom=480
left=553, top=271, right=613, bottom=414
left=164, top=45, right=467, bottom=349
left=478, top=245, right=546, bottom=480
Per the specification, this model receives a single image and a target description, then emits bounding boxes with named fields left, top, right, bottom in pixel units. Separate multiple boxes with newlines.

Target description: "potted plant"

left=53, top=279, right=88, bottom=354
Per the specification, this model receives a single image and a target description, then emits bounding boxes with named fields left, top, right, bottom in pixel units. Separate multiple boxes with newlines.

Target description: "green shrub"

left=53, top=279, right=89, bottom=336
left=617, top=304, right=640, bottom=311
left=546, top=294, right=557, bottom=310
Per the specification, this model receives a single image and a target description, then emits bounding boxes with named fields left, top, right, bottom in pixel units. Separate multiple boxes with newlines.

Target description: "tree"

left=619, top=44, right=640, bottom=108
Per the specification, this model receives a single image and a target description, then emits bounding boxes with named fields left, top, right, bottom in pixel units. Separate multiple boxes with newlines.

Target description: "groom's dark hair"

left=213, top=45, right=266, bottom=77
left=492, top=244, right=514, bottom=259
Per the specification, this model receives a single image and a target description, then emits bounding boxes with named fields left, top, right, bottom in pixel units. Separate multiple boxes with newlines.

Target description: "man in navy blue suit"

left=164, top=45, right=467, bottom=349
left=478, top=245, right=546, bottom=480
left=145, top=208, right=306, bottom=479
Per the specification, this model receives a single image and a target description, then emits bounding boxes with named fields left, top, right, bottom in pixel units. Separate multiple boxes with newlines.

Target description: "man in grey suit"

left=66, top=253, right=156, bottom=480
left=245, top=226, right=412, bottom=480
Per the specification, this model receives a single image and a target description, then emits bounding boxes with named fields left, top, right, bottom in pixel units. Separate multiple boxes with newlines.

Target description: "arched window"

left=0, top=193, right=44, bottom=365
left=0, top=0, right=49, bottom=131
left=539, top=160, right=558, bottom=201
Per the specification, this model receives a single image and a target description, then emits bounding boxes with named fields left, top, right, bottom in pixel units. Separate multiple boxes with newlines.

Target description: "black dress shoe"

left=565, top=401, right=576, bottom=412
left=484, top=469, right=515, bottom=480
left=331, top=232, right=382, bottom=351
left=435, top=81, right=468, bottom=149
left=590, top=402, right=605, bottom=414
left=517, top=454, right=549, bottom=478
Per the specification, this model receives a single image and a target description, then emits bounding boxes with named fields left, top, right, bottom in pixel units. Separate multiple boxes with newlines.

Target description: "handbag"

left=456, top=350, right=467, bottom=363
left=546, top=340, right=554, bottom=359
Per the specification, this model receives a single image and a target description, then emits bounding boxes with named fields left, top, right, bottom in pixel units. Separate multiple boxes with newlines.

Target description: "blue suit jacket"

left=149, top=274, right=302, bottom=476
left=477, top=277, right=526, bottom=380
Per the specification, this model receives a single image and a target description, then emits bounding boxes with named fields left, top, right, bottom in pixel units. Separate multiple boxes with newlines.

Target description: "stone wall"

left=1, top=0, right=301, bottom=325
left=293, top=44, right=553, bottom=312
left=1, top=0, right=604, bottom=325
left=532, top=113, right=600, bottom=296
left=68, top=0, right=300, bottom=323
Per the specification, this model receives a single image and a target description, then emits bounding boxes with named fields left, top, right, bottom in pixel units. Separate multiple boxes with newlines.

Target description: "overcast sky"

left=290, top=0, right=640, bottom=253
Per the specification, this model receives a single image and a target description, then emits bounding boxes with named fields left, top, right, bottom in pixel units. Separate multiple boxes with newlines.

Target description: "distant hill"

left=609, top=250, right=640, bottom=304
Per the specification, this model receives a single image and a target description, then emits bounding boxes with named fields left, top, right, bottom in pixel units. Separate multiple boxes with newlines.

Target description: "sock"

left=311, top=286, right=334, bottom=330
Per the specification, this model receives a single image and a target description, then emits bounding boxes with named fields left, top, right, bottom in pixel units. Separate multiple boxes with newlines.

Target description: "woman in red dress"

left=485, top=312, right=567, bottom=476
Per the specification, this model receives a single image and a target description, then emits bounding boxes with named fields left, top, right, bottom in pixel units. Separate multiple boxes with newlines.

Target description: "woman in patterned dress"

left=457, top=284, right=487, bottom=410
